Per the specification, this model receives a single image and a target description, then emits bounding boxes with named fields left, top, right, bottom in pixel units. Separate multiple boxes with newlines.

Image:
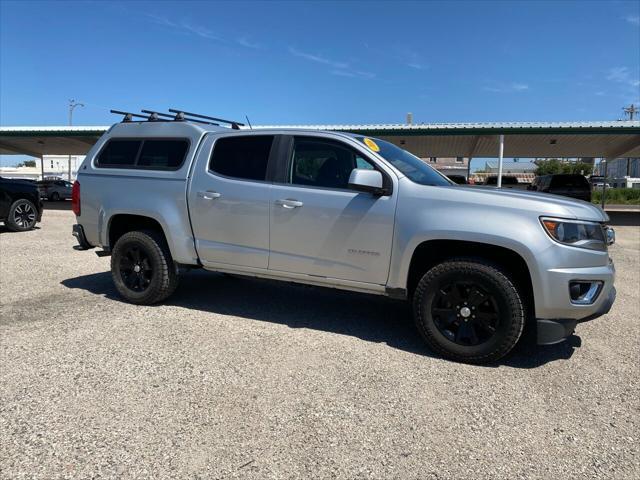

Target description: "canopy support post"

left=601, top=159, right=608, bottom=210
left=40, top=155, right=45, bottom=181
left=497, top=134, right=504, bottom=188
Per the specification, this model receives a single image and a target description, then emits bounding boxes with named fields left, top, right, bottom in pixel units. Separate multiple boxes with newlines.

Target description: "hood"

left=412, top=183, right=609, bottom=222
left=464, top=186, right=608, bottom=222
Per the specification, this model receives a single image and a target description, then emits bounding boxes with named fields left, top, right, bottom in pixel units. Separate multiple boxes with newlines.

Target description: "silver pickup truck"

left=72, top=112, right=616, bottom=363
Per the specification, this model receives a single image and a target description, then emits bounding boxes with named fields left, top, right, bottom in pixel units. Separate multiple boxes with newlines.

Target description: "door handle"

left=197, top=190, right=221, bottom=200
left=275, top=198, right=303, bottom=209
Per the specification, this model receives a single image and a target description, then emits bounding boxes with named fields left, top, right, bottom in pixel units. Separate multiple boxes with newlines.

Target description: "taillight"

left=71, top=181, right=81, bottom=215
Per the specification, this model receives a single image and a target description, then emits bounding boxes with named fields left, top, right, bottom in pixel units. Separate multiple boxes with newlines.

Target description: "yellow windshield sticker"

left=363, top=137, right=380, bottom=152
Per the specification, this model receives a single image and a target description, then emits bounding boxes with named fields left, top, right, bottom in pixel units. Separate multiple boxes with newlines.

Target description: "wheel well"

left=108, top=214, right=166, bottom=248
left=407, top=240, right=534, bottom=312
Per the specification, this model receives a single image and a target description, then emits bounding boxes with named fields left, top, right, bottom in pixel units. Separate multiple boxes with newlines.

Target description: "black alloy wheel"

left=119, top=244, right=153, bottom=292
left=110, top=229, right=179, bottom=304
left=431, top=281, right=500, bottom=346
left=412, top=259, right=525, bottom=364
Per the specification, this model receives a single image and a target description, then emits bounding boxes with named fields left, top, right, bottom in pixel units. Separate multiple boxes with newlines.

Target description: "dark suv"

left=483, top=176, right=525, bottom=189
left=0, top=177, right=43, bottom=231
left=528, top=174, right=592, bottom=202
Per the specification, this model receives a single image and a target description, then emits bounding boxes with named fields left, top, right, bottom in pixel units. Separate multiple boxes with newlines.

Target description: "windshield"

left=356, top=137, right=453, bottom=186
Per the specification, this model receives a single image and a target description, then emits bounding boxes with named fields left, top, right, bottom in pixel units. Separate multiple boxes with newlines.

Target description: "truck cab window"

left=290, top=137, right=374, bottom=189
left=209, top=136, right=274, bottom=181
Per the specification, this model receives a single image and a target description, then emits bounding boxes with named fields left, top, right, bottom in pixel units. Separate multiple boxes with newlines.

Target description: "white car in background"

left=38, top=179, right=73, bottom=201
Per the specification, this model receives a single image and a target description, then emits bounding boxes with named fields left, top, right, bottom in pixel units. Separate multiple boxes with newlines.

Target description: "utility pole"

left=68, top=99, right=84, bottom=181
left=623, top=104, right=637, bottom=121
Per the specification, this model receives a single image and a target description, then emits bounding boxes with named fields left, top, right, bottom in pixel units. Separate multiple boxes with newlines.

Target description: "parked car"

left=38, top=179, right=73, bottom=201
left=0, top=176, right=43, bottom=231
left=446, top=175, right=468, bottom=185
left=528, top=174, right=592, bottom=202
left=483, top=176, right=524, bottom=188
left=72, top=112, right=616, bottom=364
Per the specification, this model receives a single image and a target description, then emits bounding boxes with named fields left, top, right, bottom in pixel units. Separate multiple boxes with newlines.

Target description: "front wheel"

left=110, top=230, right=179, bottom=304
left=412, top=259, right=525, bottom=364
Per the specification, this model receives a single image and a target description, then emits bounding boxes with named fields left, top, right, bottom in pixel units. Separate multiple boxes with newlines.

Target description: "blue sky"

left=0, top=0, right=639, bottom=166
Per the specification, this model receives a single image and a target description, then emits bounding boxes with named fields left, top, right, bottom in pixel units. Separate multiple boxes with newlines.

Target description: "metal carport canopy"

left=1, top=121, right=639, bottom=158
left=0, top=126, right=107, bottom=156
left=257, top=121, right=640, bottom=159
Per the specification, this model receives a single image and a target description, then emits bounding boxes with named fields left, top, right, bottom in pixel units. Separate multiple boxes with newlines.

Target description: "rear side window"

left=97, top=140, right=141, bottom=167
left=209, top=135, right=274, bottom=181
left=96, top=139, right=189, bottom=170
left=138, top=140, right=189, bottom=169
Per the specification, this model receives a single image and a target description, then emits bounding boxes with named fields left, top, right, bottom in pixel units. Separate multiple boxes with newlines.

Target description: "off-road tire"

left=412, top=258, right=525, bottom=364
left=5, top=199, right=38, bottom=232
left=111, top=229, right=179, bottom=304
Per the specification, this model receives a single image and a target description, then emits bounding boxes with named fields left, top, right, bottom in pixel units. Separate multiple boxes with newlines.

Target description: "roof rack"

left=110, top=108, right=244, bottom=129
left=169, top=108, right=244, bottom=129
left=140, top=110, right=219, bottom=126
left=110, top=110, right=154, bottom=122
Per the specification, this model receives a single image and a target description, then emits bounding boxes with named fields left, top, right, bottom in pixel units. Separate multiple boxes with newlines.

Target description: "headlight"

left=540, top=217, right=607, bottom=251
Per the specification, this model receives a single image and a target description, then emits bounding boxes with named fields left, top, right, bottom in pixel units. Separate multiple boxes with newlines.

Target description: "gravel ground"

left=1, top=209, right=639, bottom=479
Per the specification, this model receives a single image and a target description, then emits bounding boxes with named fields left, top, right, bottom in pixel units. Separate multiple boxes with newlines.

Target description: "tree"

left=16, top=160, right=36, bottom=168
left=534, top=159, right=592, bottom=176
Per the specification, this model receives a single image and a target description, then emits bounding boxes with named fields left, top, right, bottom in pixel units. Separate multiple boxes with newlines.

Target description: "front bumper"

left=537, top=286, right=616, bottom=345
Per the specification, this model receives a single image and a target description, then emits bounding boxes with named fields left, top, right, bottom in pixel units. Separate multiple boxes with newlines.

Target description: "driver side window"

left=289, top=137, right=374, bottom=190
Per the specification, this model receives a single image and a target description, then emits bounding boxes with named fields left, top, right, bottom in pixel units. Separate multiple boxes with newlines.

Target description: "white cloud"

left=147, top=14, right=260, bottom=48
left=407, top=62, right=427, bottom=70
left=331, top=70, right=356, bottom=77
left=288, top=47, right=349, bottom=69
left=625, top=15, right=640, bottom=26
left=289, top=47, right=375, bottom=79
left=607, top=66, right=640, bottom=87
left=483, top=82, right=530, bottom=93
left=236, top=37, right=262, bottom=50
left=330, top=69, right=375, bottom=79
left=180, top=21, right=219, bottom=40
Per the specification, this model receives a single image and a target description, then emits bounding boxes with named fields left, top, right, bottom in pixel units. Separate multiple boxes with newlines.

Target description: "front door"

left=269, top=136, right=397, bottom=285
left=188, top=134, right=276, bottom=269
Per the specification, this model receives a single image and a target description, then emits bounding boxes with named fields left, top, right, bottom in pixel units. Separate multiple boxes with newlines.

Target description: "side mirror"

left=348, top=169, right=386, bottom=196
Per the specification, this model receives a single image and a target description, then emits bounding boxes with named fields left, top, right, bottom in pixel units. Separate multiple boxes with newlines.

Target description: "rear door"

left=188, top=134, right=276, bottom=269
left=0, top=178, right=11, bottom=217
left=268, top=135, right=397, bottom=285
left=62, top=181, right=73, bottom=198
left=550, top=175, right=591, bottom=200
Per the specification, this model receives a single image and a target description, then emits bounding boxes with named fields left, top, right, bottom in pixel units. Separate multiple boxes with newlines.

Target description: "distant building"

left=482, top=161, right=536, bottom=174
left=420, top=156, right=469, bottom=178
left=0, top=155, right=84, bottom=180
left=469, top=160, right=536, bottom=184
left=594, top=158, right=639, bottom=178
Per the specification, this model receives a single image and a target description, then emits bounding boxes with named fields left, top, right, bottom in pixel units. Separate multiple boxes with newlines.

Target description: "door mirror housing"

left=348, top=169, right=386, bottom=196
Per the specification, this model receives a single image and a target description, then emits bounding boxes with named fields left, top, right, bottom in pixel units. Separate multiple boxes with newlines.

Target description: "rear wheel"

left=110, top=230, right=179, bottom=304
left=5, top=199, right=38, bottom=231
left=413, top=259, right=525, bottom=364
